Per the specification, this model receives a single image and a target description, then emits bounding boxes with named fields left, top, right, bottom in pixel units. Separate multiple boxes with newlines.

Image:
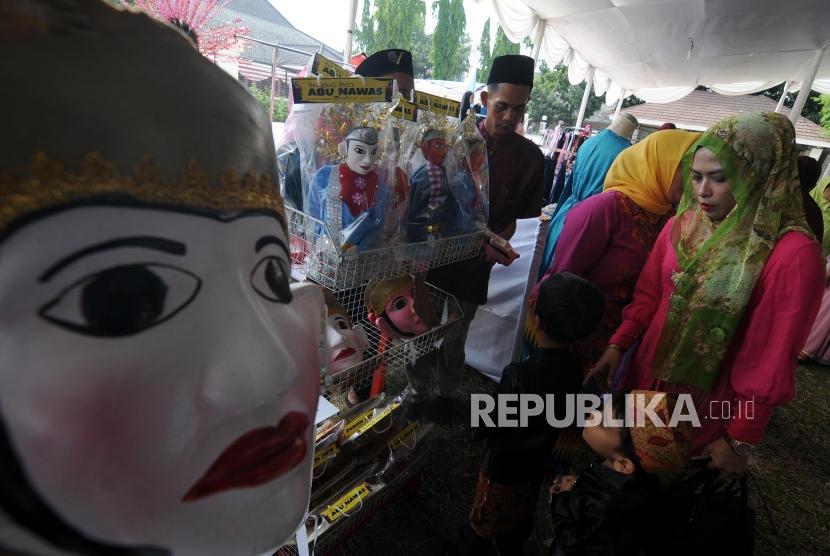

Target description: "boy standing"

left=460, top=273, right=604, bottom=555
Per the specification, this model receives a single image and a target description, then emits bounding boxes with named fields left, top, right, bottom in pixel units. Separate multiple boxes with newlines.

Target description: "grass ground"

left=330, top=363, right=830, bottom=556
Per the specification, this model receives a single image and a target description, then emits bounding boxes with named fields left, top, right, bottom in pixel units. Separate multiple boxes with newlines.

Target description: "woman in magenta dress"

left=531, top=130, right=700, bottom=372
left=591, top=112, right=824, bottom=474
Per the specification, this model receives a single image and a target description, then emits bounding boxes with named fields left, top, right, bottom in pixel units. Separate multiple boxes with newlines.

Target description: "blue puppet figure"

left=306, top=126, right=391, bottom=251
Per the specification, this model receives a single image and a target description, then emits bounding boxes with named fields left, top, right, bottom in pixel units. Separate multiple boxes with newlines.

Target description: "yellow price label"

left=291, top=77, right=394, bottom=104
left=414, top=90, right=461, bottom=118
left=323, top=482, right=370, bottom=523
left=388, top=420, right=419, bottom=451
left=311, top=53, right=351, bottom=78
left=352, top=402, right=400, bottom=437
left=313, top=443, right=339, bottom=470
left=343, top=408, right=375, bottom=438
left=391, top=98, right=418, bottom=122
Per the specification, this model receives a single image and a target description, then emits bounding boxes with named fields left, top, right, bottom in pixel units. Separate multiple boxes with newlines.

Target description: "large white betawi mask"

left=0, top=3, right=323, bottom=555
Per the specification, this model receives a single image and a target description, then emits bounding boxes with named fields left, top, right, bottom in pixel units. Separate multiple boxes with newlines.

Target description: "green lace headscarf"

left=651, top=112, right=815, bottom=391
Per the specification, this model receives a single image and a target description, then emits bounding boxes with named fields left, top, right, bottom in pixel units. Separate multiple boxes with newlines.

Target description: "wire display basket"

left=287, top=206, right=484, bottom=291
left=274, top=438, right=431, bottom=556
left=321, top=280, right=463, bottom=404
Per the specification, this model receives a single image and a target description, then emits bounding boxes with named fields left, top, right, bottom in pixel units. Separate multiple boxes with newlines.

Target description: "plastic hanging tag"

left=311, top=53, right=351, bottom=78
left=291, top=77, right=394, bottom=104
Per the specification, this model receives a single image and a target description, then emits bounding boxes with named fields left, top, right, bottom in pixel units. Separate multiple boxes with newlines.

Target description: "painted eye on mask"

left=390, top=296, right=408, bottom=312
left=250, top=255, right=292, bottom=303
left=39, top=263, right=201, bottom=337
left=333, top=315, right=350, bottom=330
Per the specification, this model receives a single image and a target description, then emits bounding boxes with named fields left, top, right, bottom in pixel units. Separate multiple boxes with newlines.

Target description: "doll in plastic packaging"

left=306, top=126, right=391, bottom=251
left=445, top=119, right=489, bottom=236
left=407, top=129, right=451, bottom=242
left=0, top=2, right=325, bottom=555
left=376, top=125, right=412, bottom=244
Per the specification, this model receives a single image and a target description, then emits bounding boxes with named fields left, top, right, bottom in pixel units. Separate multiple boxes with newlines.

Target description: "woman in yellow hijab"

left=532, top=129, right=700, bottom=372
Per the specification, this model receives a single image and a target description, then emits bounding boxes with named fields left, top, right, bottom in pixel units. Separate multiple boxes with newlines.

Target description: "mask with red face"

left=420, top=134, right=448, bottom=166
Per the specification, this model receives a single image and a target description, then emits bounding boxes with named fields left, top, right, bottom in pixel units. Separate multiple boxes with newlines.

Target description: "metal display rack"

left=274, top=442, right=429, bottom=556
left=279, top=186, right=479, bottom=554
left=322, top=280, right=462, bottom=399
left=287, top=206, right=484, bottom=292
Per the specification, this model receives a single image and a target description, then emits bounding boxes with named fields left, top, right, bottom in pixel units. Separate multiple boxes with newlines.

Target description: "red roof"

left=622, top=90, right=830, bottom=148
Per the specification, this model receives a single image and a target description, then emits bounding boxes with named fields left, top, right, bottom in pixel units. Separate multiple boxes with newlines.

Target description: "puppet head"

left=420, top=129, right=448, bottom=166
left=364, top=277, right=429, bottom=339
left=0, top=2, right=323, bottom=555
left=321, top=287, right=368, bottom=375
left=338, top=126, right=379, bottom=176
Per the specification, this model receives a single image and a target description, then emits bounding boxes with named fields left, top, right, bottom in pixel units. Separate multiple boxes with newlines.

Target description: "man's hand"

left=585, top=346, right=622, bottom=387
left=482, top=231, right=519, bottom=266
left=702, top=437, right=750, bottom=479
left=483, top=240, right=519, bottom=265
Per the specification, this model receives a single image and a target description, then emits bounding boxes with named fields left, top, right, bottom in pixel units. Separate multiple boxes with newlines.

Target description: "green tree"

left=622, top=95, right=643, bottom=108
left=430, top=0, right=469, bottom=81
left=353, top=0, right=376, bottom=54
left=372, top=0, right=425, bottom=52
left=248, top=85, right=287, bottom=122
left=476, top=18, right=491, bottom=83
left=526, top=62, right=602, bottom=126
left=820, top=94, right=830, bottom=135
left=756, top=83, right=822, bottom=125
left=354, top=0, right=429, bottom=77
left=491, top=24, right=519, bottom=58
left=411, top=26, right=433, bottom=79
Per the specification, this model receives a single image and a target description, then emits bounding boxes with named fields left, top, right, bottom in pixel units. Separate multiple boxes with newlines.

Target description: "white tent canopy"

left=491, top=0, right=830, bottom=107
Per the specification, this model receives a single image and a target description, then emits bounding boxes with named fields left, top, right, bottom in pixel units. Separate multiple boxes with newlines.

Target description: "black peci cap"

left=486, top=54, right=535, bottom=89
left=355, top=49, right=414, bottom=78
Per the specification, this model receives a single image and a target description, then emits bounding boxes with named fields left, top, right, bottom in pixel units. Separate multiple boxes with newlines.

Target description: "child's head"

left=583, top=391, right=693, bottom=475
left=533, top=273, right=604, bottom=346
left=582, top=393, right=640, bottom=475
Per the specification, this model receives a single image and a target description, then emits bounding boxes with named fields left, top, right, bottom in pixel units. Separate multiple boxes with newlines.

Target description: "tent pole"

left=775, top=81, right=791, bottom=112
left=530, top=20, right=545, bottom=61
left=789, top=49, right=825, bottom=125
left=613, top=90, right=626, bottom=120
left=269, top=46, right=277, bottom=122
left=343, top=0, right=358, bottom=63
left=575, top=66, right=594, bottom=129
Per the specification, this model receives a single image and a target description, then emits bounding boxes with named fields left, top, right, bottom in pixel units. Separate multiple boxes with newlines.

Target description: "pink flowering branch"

left=131, top=0, right=248, bottom=61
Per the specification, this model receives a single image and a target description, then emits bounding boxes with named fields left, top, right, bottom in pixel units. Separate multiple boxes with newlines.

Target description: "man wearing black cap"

left=408, top=54, right=545, bottom=423
left=355, top=48, right=415, bottom=100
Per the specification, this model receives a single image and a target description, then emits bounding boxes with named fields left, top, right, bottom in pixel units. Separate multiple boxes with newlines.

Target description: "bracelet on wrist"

left=607, top=343, right=623, bottom=352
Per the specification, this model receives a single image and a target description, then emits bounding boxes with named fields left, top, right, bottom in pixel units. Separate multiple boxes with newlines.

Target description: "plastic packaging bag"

left=404, top=92, right=488, bottom=244
left=445, top=113, right=489, bottom=236
left=290, top=76, right=398, bottom=253
left=277, top=53, right=352, bottom=210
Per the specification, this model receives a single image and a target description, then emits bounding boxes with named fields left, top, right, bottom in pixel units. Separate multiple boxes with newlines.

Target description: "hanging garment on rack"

left=548, top=130, right=577, bottom=205
left=543, top=155, right=558, bottom=200
left=540, top=129, right=632, bottom=273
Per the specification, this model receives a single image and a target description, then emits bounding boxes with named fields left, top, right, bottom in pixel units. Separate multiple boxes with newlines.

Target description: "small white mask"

left=345, top=139, right=379, bottom=175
